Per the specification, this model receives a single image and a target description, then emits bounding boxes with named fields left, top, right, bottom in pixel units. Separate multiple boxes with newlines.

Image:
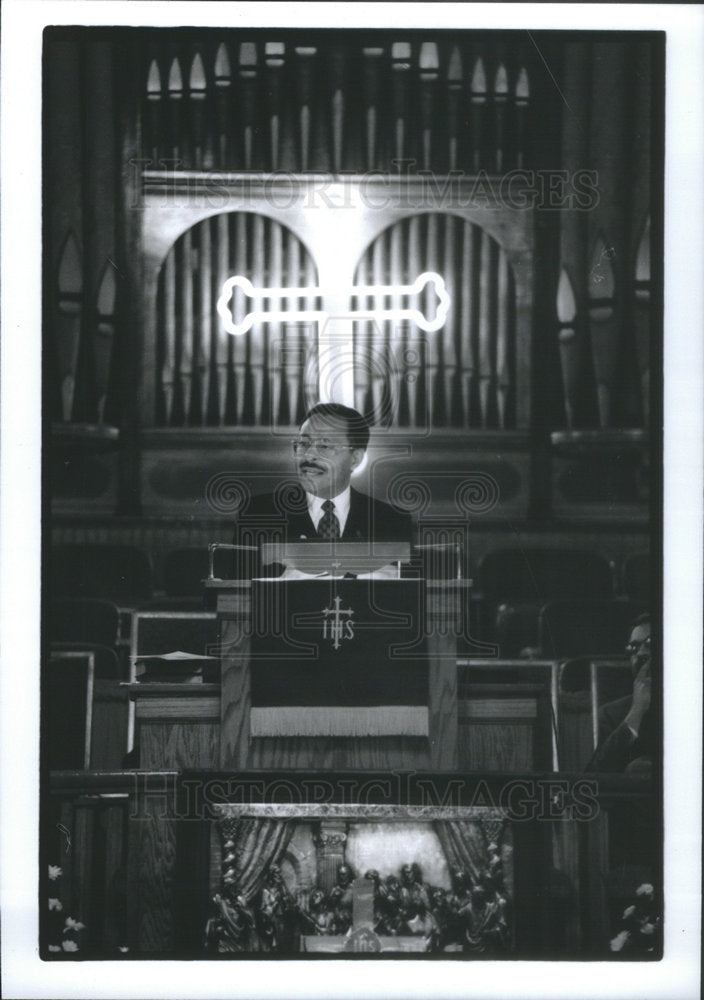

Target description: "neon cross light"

left=217, top=271, right=450, bottom=336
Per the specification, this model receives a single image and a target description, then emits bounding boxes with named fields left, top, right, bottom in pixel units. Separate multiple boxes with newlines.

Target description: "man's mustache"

left=299, top=461, right=326, bottom=473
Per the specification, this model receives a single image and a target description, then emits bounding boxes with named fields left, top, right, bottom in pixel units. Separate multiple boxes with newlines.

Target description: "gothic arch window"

left=154, top=213, right=320, bottom=427
left=352, top=213, right=517, bottom=429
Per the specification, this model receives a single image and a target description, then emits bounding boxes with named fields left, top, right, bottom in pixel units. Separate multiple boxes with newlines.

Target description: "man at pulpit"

left=219, top=401, right=435, bottom=774
left=234, top=403, right=413, bottom=558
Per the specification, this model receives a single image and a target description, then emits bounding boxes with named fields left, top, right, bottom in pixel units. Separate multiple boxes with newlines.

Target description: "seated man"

left=234, top=403, right=413, bottom=572
left=586, top=613, right=656, bottom=774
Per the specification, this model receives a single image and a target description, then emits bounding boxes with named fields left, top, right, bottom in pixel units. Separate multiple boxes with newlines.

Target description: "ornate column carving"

left=315, top=821, right=348, bottom=894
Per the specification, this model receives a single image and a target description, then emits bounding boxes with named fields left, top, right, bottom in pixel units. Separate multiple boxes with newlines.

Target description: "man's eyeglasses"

left=292, top=437, right=352, bottom=456
left=625, top=635, right=651, bottom=654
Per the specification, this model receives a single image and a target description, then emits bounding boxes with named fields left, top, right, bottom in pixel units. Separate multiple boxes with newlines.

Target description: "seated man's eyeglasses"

left=292, top=437, right=353, bottom=456
left=625, top=635, right=651, bottom=654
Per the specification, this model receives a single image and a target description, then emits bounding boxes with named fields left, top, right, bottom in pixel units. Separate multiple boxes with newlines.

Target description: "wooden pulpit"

left=127, top=544, right=467, bottom=771
left=210, top=543, right=465, bottom=771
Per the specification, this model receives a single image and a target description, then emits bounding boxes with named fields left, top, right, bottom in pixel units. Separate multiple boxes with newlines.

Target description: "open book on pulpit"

left=259, top=541, right=411, bottom=578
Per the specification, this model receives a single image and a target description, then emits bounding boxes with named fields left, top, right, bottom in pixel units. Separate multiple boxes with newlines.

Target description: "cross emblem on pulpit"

left=321, top=595, right=354, bottom=650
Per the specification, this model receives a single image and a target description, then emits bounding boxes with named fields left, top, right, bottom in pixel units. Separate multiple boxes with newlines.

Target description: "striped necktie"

left=317, top=499, right=341, bottom=539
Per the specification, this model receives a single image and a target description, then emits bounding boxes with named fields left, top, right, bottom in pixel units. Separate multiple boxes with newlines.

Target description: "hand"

left=625, top=658, right=651, bottom=734
left=632, top=658, right=652, bottom=712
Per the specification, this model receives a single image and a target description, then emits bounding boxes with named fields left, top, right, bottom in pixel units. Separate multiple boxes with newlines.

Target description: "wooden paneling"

left=99, top=805, right=128, bottom=951
left=218, top=595, right=252, bottom=769
left=459, top=720, right=534, bottom=771
left=139, top=722, right=220, bottom=770
left=133, top=683, right=220, bottom=769
left=427, top=584, right=461, bottom=769
left=71, top=806, right=95, bottom=934
left=249, top=737, right=428, bottom=770
left=457, top=685, right=552, bottom=772
left=46, top=793, right=130, bottom=955
left=558, top=700, right=595, bottom=774
left=90, top=679, right=129, bottom=770
left=131, top=796, right=178, bottom=951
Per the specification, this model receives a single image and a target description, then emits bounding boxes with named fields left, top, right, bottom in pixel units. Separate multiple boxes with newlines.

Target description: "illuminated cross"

left=217, top=272, right=449, bottom=336
left=216, top=272, right=450, bottom=405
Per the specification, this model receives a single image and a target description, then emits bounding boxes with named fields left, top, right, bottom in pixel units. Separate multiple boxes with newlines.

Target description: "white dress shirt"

left=306, top=487, right=351, bottom=536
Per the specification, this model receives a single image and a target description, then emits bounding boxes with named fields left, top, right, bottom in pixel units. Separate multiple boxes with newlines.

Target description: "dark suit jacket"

left=233, top=484, right=413, bottom=571
left=584, top=695, right=659, bottom=871
left=585, top=695, right=656, bottom=773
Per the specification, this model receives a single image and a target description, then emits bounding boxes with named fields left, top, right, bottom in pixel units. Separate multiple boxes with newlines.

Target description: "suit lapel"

left=283, top=485, right=317, bottom=540
left=290, top=510, right=317, bottom=540
left=342, top=488, right=368, bottom=540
